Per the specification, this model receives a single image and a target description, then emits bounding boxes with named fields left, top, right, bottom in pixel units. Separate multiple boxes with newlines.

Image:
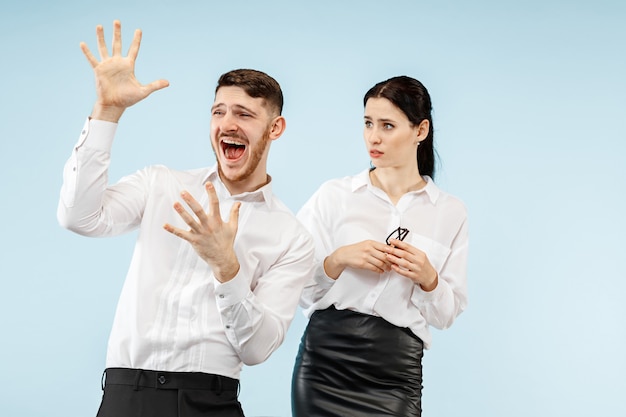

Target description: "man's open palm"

left=81, top=20, right=169, bottom=119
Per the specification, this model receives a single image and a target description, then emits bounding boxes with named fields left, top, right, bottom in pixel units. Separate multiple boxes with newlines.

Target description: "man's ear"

left=269, top=116, right=286, bottom=140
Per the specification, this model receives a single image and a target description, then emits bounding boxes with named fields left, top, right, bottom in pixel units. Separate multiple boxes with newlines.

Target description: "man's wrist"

left=213, top=260, right=240, bottom=283
left=91, top=102, right=126, bottom=123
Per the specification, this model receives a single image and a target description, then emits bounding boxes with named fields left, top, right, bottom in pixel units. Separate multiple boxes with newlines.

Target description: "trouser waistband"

left=102, top=367, right=240, bottom=393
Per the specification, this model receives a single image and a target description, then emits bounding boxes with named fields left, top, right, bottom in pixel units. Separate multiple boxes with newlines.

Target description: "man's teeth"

left=223, top=139, right=244, bottom=146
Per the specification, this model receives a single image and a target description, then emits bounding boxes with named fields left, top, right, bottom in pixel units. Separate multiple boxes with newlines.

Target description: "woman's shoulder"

left=299, top=171, right=365, bottom=214
left=316, top=170, right=369, bottom=193
left=434, top=186, right=468, bottom=219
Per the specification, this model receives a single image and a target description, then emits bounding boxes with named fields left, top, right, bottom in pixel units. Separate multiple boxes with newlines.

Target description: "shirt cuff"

left=75, top=118, right=118, bottom=152
left=214, top=270, right=251, bottom=309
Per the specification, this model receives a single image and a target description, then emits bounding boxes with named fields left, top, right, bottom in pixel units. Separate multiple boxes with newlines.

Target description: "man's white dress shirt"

left=297, top=170, right=468, bottom=348
left=57, top=119, right=315, bottom=379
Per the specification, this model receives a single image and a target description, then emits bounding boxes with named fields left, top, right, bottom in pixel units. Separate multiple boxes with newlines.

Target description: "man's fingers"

left=127, top=29, right=142, bottom=62
left=163, top=223, right=192, bottom=241
left=80, top=42, right=99, bottom=68
left=229, top=202, right=241, bottom=230
left=112, top=20, right=122, bottom=56
left=205, top=183, right=221, bottom=218
left=181, top=191, right=209, bottom=225
left=173, top=202, right=203, bottom=233
left=144, top=79, right=170, bottom=95
left=95, top=24, right=109, bottom=60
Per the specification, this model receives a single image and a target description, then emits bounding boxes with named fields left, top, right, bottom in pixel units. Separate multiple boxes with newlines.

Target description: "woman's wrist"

left=323, top=253, right=343, bottom=280
left=419, top=272, right=438, bottom=292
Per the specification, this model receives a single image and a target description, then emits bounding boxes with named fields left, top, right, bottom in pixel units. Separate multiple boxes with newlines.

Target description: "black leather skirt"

left=291, top=306, right=424, bottom=417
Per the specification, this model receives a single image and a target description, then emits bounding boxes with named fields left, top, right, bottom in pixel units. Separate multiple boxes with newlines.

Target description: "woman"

left=291, top=76, right=468, bottom=416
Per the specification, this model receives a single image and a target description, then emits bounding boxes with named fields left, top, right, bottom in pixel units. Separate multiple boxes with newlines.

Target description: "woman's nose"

left=365, top=128, right=381, bottom=144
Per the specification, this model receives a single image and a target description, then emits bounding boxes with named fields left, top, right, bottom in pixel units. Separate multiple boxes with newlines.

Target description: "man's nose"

left=218, top=112, right=238, bottom=132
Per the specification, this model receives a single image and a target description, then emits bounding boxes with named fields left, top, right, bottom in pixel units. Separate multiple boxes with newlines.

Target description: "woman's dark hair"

left=364, top=76, right=437, bottom=179
left=216, top=69, right=284, bottom=116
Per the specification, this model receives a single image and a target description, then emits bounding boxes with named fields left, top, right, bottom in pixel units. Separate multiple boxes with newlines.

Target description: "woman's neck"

left=370, top=167, right=425, bottom=204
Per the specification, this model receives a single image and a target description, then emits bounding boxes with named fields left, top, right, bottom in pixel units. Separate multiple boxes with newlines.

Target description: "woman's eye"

left=384, top=123, right=393, bottom=130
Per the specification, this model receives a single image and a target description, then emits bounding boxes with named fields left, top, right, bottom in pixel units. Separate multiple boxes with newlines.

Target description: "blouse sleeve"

left=295, top=188, right=337, bottom=309
left=410, top=212, right=469, bottom=330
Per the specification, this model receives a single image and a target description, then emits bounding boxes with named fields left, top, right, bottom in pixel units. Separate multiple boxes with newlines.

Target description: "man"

left=57, top=20, right=315, bottom=417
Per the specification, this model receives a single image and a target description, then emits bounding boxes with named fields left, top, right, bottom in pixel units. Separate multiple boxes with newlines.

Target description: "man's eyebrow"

left=232, top=104, right=258, bottom=116
left=211, top=103, right=258, bottom=116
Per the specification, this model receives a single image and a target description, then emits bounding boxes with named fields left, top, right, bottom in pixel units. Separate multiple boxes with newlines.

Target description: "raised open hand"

left=163, top=183, right=242, bottom=283
left=81, top=20, right=169, bottom=121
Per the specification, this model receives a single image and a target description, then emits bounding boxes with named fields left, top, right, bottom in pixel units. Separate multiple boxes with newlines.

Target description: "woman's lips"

left=369, top=150, right=383, bottom=158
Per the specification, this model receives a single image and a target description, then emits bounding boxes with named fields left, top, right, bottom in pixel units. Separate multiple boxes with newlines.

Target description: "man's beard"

left=214, top=125, right=271, bottom=184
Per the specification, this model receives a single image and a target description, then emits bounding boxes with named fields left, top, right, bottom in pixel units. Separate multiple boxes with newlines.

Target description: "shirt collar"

left=352, top=168, right=441, bottom=204
left=202, top=165, right=274, bottom=206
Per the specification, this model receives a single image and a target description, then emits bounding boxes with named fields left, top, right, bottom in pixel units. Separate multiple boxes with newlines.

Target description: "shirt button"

left=225, top=325, right=231, bottom=329
left=81, top=130, right=86, bottom=135
left=219, top=294, right=225, bottom=299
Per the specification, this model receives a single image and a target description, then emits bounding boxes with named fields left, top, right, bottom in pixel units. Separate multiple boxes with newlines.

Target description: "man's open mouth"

left=221, top=139, right=247, bottom=160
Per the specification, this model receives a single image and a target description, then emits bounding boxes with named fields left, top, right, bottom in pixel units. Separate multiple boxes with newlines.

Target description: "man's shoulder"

left=139, top=165, right=210, bottom=182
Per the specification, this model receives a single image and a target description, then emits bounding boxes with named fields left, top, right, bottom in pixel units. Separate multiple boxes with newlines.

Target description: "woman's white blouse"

left=297, top=170, right=469, bottom=349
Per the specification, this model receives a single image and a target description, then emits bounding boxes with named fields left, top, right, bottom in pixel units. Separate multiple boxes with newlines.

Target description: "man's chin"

left=217, top=163, right=247, bottom=183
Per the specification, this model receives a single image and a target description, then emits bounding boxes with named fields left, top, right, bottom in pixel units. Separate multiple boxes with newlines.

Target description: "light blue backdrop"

left=1, top=1, right=624, bottom=416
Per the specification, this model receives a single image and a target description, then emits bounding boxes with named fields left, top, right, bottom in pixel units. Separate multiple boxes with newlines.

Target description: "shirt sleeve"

left=57, top=118, right=147, bottom=237
left=213, top=228, right=315, bottom=366
left=295, top=189, right=336, bottom=309
left=410, top=215, right=469, bottom=330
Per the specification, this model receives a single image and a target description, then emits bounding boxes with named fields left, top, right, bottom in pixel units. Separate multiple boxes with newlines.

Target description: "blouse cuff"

left=313, top=262, right=336, bottom=288
left=411, top=278, right=446, bottom=304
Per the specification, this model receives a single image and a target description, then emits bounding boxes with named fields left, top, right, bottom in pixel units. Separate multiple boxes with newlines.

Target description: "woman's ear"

left=415, top=119, right=430, bottom=144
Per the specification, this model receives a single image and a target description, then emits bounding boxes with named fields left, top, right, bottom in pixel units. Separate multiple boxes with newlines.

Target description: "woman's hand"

left=323, top=240, right=391, bottom=279
left=384, top=238, right=438, bottom=291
